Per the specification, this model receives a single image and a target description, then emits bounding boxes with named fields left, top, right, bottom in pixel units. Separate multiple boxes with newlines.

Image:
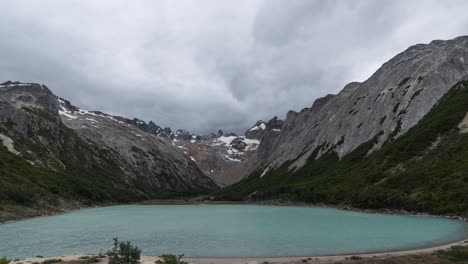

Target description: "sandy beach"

left=12, top=238, right=468, bottom=264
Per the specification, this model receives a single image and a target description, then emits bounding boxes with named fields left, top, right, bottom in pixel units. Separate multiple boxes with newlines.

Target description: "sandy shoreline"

left=12, top=239, right=468, bottom=264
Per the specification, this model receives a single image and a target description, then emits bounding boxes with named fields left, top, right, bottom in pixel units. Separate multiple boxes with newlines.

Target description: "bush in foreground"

left=107, top=237, right=141, bottom=264
left=0, top=257, right=11, bottom=264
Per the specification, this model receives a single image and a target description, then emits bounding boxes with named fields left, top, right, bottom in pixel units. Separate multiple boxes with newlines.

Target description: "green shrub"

left=0, top=257, right=11, bottom=264
left=155, top=254, right=188, bottom=264
left=107, top=237, right=141, bottom=264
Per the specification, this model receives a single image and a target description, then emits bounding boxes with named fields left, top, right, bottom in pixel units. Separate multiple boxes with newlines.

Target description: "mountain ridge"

left=251, top=35, right=468, bottom=173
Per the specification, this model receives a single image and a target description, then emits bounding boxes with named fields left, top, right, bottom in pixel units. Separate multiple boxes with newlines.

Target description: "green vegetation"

left=0, top=136, right=145, bottom=207
left=0, top=108, right=147, bottom=210
left=107, top=238, right=141, bottom=264
left=155, top=254, right=188, bottom=264
left=0, top=257, right=11, bottom=264
left=220, top=81, right=468, bottom=215
left=104, top=238, right=190, bottom=264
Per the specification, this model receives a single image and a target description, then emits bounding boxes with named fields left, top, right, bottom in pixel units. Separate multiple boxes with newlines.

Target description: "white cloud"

left=0, top=0, right=467, bottom=133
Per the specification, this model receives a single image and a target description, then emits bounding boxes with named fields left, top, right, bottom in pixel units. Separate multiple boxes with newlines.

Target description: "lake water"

left=0, top=205, right=467, bottom=258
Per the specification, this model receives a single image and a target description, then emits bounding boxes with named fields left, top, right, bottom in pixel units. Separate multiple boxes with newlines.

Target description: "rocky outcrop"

left=173, top=129, right=191, bottom=141
left=245, top=117, right=284, bottom=142
left=254, top=36, right=468, bottom=172
left=458, top=113, right=468, bottom=133
left=230, top=137, right=248, bottom=151
left=245, top=121, right=267, bottom=140
left=0, top=82, right=73, bottom=170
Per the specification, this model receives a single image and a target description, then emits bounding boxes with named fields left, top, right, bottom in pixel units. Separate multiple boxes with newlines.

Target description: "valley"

left=2, top=36, right=468, bottom=221
left=1, top=34, right=468, bottom=263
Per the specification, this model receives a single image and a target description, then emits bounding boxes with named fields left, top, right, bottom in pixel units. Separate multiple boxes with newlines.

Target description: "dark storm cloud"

left=0, top=0, right=467, bottom=133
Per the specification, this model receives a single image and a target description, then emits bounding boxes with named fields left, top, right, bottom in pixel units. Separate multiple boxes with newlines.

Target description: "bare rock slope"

left=57, top=98, right=217, bottom=190
left=255, top=36, right=468, bottom=172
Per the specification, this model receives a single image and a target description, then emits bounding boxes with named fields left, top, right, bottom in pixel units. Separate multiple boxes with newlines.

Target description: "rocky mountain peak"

left=245, top=120, right=266, bottom=140
left=0, top=81, right=58, bottom=114
left=266, top=116, right=283, bottom=128
left=310, top=94, right=335, bottom=112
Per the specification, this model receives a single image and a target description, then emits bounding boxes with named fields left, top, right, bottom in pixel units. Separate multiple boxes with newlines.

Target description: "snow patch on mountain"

left=458, top=112, right=468, bottom=133
left=224, top=154, right=241, bottom=162
left=0, top=133, right=20, bottom=155
left=248, top=122, right=266, bottom=132
left=58, top=98, right=123, bottom=123
left=58, top=99, right=78, bottom=120
left=213, top=136, right=259, bottom=150
left=213, top=135, right=238, bottom=146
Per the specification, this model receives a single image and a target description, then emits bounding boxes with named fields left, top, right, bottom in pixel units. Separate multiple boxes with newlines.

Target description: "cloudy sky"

left=1, top=0, right=468, bottom=133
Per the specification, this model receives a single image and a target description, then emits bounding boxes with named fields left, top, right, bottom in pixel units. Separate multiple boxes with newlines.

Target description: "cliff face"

left=256, top=36, right=468, bottom=171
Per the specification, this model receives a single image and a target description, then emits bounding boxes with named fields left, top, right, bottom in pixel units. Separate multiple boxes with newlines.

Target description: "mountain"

left=170, top=134, right=261, bottom=186
left=118, top=116, right=262, bottom=186
left=221, top=36, right=468, bottom=215
left=164, top=118, right=288, bottom=186
left=0, top=81, right=217, bottom=219
left=125, top=118, right=276, bottom=187
left=245, top=117, right=283, bottom=141
left=256, top=36, right=468, bottom=170
left=56, top=98, right=216, bottom=190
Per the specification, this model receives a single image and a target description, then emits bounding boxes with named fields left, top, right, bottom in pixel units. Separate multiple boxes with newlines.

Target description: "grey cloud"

left=0, top=0, right=468, bottom=134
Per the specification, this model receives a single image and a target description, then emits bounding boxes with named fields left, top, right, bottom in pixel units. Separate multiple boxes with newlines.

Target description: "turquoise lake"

left=0, top=205, right=467, bottom=258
